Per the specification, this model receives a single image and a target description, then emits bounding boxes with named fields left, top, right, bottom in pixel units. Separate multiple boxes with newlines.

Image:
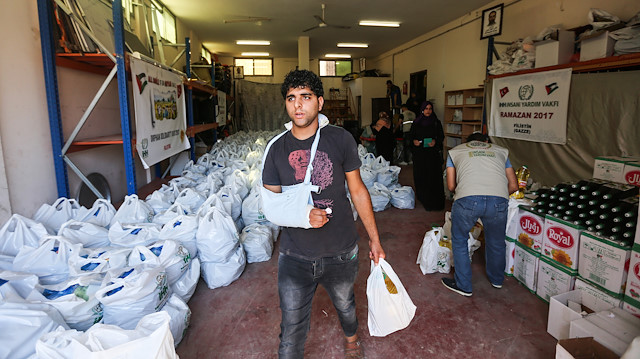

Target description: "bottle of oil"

left=511, top=165, right=530, bottom=199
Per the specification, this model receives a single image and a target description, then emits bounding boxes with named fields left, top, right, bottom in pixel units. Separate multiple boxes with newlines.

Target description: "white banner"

left=130, top=57, right=190, bottom=169
left=489, top=68, right=571, bottom=144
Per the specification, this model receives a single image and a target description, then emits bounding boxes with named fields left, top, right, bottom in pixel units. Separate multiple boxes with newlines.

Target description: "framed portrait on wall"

left=480, top=3, right=503, bottom=39
left=234, top=66, right=244, bottom=79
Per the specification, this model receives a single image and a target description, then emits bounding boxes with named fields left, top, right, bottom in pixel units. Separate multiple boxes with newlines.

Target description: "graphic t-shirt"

left=262, top=125, right=361, bottom=258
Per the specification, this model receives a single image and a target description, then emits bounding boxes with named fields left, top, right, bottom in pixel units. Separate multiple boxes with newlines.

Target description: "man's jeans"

left=451, top=196, right=508, bottom=293
left=278, top=245, right=359, bottom=359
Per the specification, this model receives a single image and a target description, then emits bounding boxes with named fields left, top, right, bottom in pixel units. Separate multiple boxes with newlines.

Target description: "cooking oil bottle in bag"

left=511, top=165, right=530, bottom=199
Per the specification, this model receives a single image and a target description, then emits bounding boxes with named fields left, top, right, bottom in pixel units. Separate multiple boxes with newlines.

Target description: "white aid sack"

left=129, top=240, right=191, bottom=285
left=26, top=273, right=104, bottom=331
left=0, top=301, right=69, bottom=359
left=376, top=165, right=401, bottom=188
left=168, top=176, right=196, bottom=191
left=390, top=186, right=415, bottom=209
left=146, top=190, right=174, bottom=216
left=181, top=169, right=206, bottom=183
left=241, top=189, right=266, bottom=226
left=74, top=199, right=116, bottom=228
left=196, top=193, right=228, bottom=220
left=35, top=311, right=178, bottom=359
left=218, top=186, right=243, bottom=222
left=109, top=222, right=162, bottom=248
left=171, top=257, right=200, bottom=303
left=416, top=227, right=451, bottom=274
left=239, top=223, right=273, bottom=263
left=201, top=244, right=246, bottom=289
left=367, top=258, right=416, bottom=337
left=95, top=265, right=170, bottom=330
left=0, top=214, right=48, bottom=256
left=196, top=206, right=240, bottom=263
left=360, top=152, right=376, bottom=168
left=58, top=220, right=110, bottom=248
left=33, top=197, right=86, bottom=233
left=369, top=182, right=392, bottom=212
left=224, top=169, right=250, bottom=200
left=0, top=270, right=40, bottom=300
left=370, top=156, right=390, bottom=171
left=360, top=167, right=376, bottom=188
left=173, top=188, right=206, bottom=214
left=160, top=294, right=191, bottom=347
left=158, top=214, right=199, bottom=258
left=153, top=202, right=190, bottom=225
left=13, top=236, right=81, bottom=285
left=68, top=247, right=131, bottom=277
left=110, top=194, right=154, bottom=226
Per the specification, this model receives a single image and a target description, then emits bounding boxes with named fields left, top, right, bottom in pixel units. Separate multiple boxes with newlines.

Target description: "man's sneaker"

left=491, top=283, right=503, bottom=289
left=441, top=278, right=472, bottom=297
left=398, top=161, right=408, bottom=166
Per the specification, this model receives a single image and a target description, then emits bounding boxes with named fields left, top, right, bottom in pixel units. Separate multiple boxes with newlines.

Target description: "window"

left=151, top=0, right=177, bottom=44
left=201, top=47, right=211, bottom=64
left=234, top=58, right=273, bottom=76
left=319, top=60, right=352, bottom=77
left=122, top=0, right=134, bottom=24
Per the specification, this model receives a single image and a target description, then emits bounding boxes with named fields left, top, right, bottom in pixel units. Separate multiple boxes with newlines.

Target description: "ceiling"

left=161, top=0, right=495, bottom=60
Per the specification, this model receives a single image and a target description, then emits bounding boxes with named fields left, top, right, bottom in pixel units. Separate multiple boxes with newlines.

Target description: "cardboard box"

left=574, top=278, right=623, bottom=312
left=556, top=337, right=618, bottom=359
left=578, top=232, right=631, bottom=296
left=505, top=237, right=516, bottom=276
left=624, top=246, right=640, bottom=302
left=580, top=31, right=615, bottom=62
left=593, top=156, right=629, bottom=183
left=514, top=241, right=540, bottom=292
left=624, top=161, right=640, bottom=187
left=537, top=255, right=576, bottom=302
left=542, top=215, right=582, bottom=272
left=455, top=94, right=464, bottom=105
left=516, top=206, right=544, bottom=253
left=535, top=30, right=575, bottom=68
left=447, top=95, right=456, bottom=106
left=623, top=296, right=640, bottom=319
left=569, top=307, right=640, bottom=356
left=547, top=290, right=587, bottom=340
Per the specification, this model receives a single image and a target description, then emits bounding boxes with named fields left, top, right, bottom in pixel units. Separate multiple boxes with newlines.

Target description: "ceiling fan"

left=303, top=4, right=350, bottom=32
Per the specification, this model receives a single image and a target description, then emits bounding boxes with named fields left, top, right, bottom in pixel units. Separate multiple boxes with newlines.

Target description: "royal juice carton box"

left=505, top=237, right=516, bottom=276
left=578, top=232, right=631, bottom=296
left=536, top=255, right=576, bottom=302
left=624, top=245, right=640, bottom=305
left=542, top=215, right=582, bottom=273
left=516, top=206, right=544, bottom=253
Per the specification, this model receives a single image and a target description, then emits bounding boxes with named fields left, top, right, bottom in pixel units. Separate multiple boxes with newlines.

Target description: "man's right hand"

left=309, top=208, right=329, bottom=228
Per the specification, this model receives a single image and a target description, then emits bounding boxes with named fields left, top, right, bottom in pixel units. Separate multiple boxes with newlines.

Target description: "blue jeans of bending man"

left=451, top=195, right=508, bottom=293
left=278, top=245, right=359, bottom=359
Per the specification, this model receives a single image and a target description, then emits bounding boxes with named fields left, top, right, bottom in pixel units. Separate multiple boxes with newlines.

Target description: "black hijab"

left=414, top=101, right=438, bottom=126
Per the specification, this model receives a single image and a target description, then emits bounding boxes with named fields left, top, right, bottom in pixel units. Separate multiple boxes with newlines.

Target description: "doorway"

left=409, top=70, right=427, bottom=105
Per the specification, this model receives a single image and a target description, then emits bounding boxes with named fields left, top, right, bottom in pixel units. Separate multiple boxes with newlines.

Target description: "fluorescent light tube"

left=359, top=21, right=400, bottom=27
left=236, top=40, right=271, bottom=45
left=241, top=52, right=269, bottom=56
left=325, top=54, right=351, bottom=58
left=337, top=43, right=368, bottom=48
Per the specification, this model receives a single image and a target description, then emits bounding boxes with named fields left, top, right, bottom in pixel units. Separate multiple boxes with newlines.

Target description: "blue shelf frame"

left=37, top=0, right=137, bottom=197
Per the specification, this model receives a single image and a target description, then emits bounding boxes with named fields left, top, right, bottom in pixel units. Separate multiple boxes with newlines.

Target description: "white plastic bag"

left=160, top=294, right=191, bottom=347
left=74, top=199, right=116, bottom=228
left=173, top=188, right=206, bottom=214
left=360, top=167, right=376, bottom=188
left=35, top=311, right=178, bottom=359
left=109, top=222, right=162, bottom=248
left=111, top=194, right=154, bottom=226
left=158, top=214, right=199, bottom=258
left=196, top=206, right=240, bottom=263
left=58, top=220, right=110, bottom=248
left=153, top=202, right=190, bottom=225
left=129, top=240, right=191, bottom=286
left=68, top=247, right=131, bottom=277
left=369, top=182, right=392, bottom=212
left=200, top=244, right=246, bottom=289
left=416, top=228, right=451, bottom=274
left=241, top=189, right=266, bottom=226
left=390, top=186, right=415, bottom=209
left=0, top=270, right=40, bottom=300
left=0, top=214, right=48, bottom=256
left=33, top=197, right=85, bottom=233
left=146, top=190, right=174, bottom=216
left=171, top=257, right=200, bottom=303
left=239, top=223, right=273, bottom=263
left=13, top=236, right=81, bottom=285
left=367, top=258, right=416, bottom=337
left=376, top=166, right=401, bottom=188
left=95, top=265, right=170, bottom=330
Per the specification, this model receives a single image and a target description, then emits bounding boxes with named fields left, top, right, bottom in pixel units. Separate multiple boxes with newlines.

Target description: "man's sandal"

left=344, top=337, right=364, bottom=359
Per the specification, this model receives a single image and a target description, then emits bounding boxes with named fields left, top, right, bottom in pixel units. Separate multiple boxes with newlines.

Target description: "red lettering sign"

left=520, top=215, right=542, bottom=235
left=546, top=226, right=574, bottom=249
left=625, top=170, right=640, bottom=186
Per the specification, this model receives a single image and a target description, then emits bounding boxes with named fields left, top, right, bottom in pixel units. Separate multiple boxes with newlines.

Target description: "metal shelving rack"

left=37, top=0, right=218, bottom=199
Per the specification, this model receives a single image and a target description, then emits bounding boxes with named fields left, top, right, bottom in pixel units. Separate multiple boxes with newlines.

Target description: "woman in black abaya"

left=409, top=101, right=445, bottom=211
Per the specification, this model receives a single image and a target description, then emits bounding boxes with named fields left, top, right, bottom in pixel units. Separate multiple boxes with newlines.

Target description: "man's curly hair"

left=281, top=70, right=324, bottom=98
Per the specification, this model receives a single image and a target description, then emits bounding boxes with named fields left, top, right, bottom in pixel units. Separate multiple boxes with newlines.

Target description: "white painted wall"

left=370, top=0, right=640, bottom=121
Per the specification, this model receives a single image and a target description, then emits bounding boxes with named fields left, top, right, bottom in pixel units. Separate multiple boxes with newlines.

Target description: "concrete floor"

left=176, top=165, right=556, bottom=358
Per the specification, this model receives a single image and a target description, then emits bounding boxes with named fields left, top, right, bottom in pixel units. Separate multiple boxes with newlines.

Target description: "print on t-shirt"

left=288, top=149, right=334, bottom=214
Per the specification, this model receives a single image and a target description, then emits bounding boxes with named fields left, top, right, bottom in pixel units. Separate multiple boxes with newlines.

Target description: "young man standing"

left=262, top=70, right=385, bottom=358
